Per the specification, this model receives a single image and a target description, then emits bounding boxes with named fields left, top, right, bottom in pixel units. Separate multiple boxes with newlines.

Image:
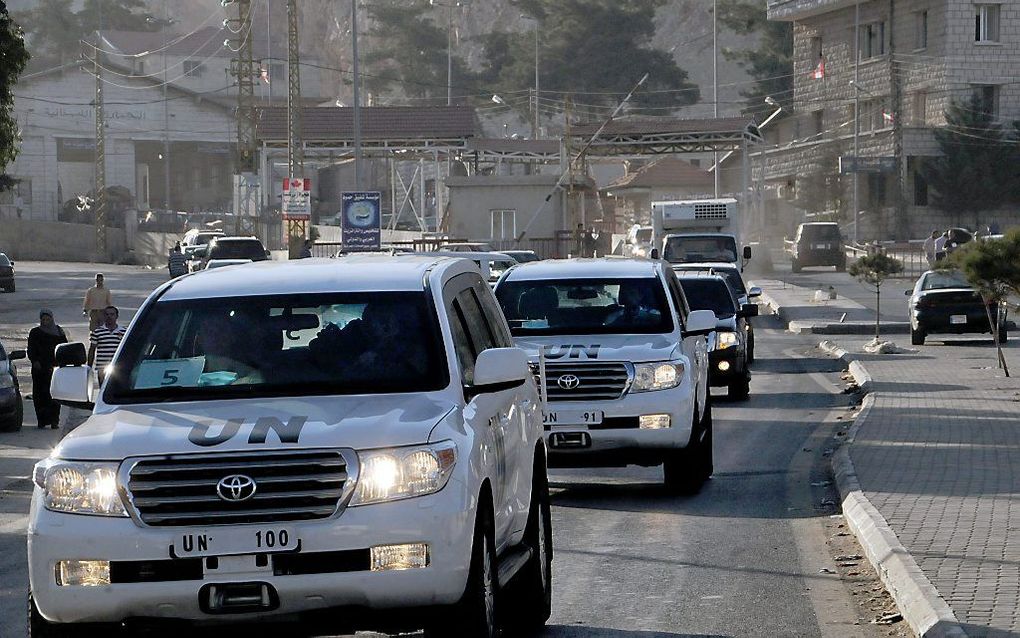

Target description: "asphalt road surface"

left=0, top=262, right=894, bottom=637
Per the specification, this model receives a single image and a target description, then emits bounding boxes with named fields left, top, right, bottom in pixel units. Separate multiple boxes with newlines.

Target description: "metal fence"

left=844, top=241, right=929, bottom=279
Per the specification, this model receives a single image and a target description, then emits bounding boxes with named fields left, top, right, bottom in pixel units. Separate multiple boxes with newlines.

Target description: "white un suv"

left=30, top=255, right=549, bottom=638
left=494, top=258, right=715, bottom=492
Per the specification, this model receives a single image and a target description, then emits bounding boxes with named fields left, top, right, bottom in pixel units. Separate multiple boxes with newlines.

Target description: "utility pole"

left=286, top=0, right=307, bottom=249
left=91, top=30, right=107, bottom=258
left=147, top=6, right=175, bottom=213
left=713, top=0, right=720, bottom=198
left=228, top=0, right=258, bottom=238
left=520, top=14, right=539, bottom=138
left=853, top=2, right=860, bottom=245
left=352, top=0, right=363, bottom=189
left=889, top=0, right=907, bottom=240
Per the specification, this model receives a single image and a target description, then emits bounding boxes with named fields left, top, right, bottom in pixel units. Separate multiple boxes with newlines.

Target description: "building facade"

left=765, top=0, right=1020, bottom=240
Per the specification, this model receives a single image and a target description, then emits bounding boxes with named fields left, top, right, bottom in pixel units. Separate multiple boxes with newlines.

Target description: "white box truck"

left=650, top=198, right=751, bottom=270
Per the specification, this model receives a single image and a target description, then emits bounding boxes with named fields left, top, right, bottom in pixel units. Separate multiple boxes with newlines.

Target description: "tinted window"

left=674, top=267, right=747, bottom=297
left=456, top=289, right=497, bottom=354
left=104, top=292, right=448, bottom=404
left=921, top=271, right=971, bottom=291
left=679, top=279, right=738, bottom=317
left=209, top=240, right=267, bottom=261
left=496, top=277, right=674, bottom=336
left=473, top=285, right=514, bottom=348
left=800, top=225, right=841, bottom=241
left=448, top=301, right=477, bottom=384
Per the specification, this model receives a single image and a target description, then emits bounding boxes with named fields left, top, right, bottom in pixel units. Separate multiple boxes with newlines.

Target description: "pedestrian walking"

left=934, top=230, right=948, bottom=263
left=88, top=306, right=126, bottom=386
left=27, top=309, right=68, bottom=429
left=168, top=243, right=188, bottom=278
left=82, top=273, right=112, bottom=332
left=923, top=230, right=939, bottom=267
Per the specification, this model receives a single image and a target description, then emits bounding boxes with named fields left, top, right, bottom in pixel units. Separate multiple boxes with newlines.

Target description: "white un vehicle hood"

left=512, top=334, right=682, bottom=364
left=55, top=394, right=456, bottom=461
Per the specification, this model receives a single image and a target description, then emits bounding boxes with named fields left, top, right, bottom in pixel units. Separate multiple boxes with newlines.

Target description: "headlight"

left=33, top=460, right=127, bottom=517
left=632, top=361, right=685, bottom=392
left=351, top=441, right=457, bottom=506
left=716, top=332, right=739, bottom=350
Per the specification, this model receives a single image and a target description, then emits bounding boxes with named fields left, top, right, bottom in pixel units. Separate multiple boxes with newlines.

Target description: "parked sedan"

left=0, top=252, right=14, bottom=292
left=907, top=270, right=1007, bottom=345
left=678, top=275, right=757, bottom=399
left=0, top=340, right=26, bottom=432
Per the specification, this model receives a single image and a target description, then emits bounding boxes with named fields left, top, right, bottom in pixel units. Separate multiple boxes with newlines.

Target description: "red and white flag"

left=812, top=56, right=826, bottom=79
left=882, top=110, right=895, bottom=124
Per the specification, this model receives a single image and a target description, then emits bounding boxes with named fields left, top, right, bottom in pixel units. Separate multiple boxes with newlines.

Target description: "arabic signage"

left=839, top=156, right=898, bottom=174
left=282, top=178, right=311, bottom=221
left=341, top=191, right=381, bottom=252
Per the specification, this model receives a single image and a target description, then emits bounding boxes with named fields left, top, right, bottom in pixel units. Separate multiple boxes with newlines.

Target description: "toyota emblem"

left=216, top=474, right=257, bottom=502
left=557, top=374, right=581, bottom=390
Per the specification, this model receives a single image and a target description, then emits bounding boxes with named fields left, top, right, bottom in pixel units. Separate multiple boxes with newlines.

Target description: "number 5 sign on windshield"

left=134, top=357, right=205, bottom=389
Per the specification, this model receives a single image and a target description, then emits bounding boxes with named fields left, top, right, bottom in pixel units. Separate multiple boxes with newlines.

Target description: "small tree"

left=945, top=231, right=1020, bottom=376
left=848, top=252, right=903, bottom=341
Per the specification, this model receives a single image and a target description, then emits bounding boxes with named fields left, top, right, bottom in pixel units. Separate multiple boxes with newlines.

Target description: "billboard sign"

left=341, top=191, right=382, bottom=252
left=282, top=177, right=311, bottom=220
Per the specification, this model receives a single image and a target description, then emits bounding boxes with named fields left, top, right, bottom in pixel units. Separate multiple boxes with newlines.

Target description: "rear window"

left=921, top=271, right=971, bottom=291
left=495, top=277, right=674, bottom=336
left=800, top=225, right=841, bottom=240
left=209, top=240, right=267, bottom=261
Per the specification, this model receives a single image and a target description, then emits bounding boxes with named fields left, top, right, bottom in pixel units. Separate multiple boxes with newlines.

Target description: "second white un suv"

left=31, top=255, right=549, bottom=637
left=495, top=259, right=715, bottom=492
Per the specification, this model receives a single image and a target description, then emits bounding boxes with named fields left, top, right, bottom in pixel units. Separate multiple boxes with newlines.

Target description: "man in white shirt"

left=933, top=231, right=948, bottom=263
left=923, top=230, right=939, bottom=267
left=88, top=306, right=126, bottom=385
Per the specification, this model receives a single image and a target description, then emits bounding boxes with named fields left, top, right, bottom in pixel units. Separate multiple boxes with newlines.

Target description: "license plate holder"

left=549, top=432, right=592, bottom=449
left=950, top=314, right=968, bottom=325
left=542, top=410, right=604, bottom=426
left=171, top=528, right=298, bottom=559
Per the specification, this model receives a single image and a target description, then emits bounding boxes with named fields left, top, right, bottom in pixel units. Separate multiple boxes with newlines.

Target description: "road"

left=0, top=262, right=904, bottom=637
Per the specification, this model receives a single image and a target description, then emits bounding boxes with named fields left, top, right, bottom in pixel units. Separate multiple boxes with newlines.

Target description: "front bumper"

left=542, top=377, right=695, bottom=467
left=28, top=481, right=475, bottom=625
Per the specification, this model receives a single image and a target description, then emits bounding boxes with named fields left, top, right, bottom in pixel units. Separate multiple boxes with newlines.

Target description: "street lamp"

left=430, top=0, right=468, bottom=106
left=519, top=14, right=539, bottom=138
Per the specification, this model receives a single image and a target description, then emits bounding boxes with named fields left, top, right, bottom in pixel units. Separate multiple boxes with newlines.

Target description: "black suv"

left=791, top=222, right=846, bottom=272
left=0, top=340, right=26, bottom=432
left=202, top=236, right=269, bottom=266
left=0, top=253, right=14, bottom=292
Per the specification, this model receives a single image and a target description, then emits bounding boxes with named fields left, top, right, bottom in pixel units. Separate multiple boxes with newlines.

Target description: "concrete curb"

left=824, top=344, right=968, bottom=638
left=758, top=289, right=909, bottom=335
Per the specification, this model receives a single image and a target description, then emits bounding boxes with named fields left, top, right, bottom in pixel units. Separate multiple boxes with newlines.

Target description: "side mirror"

left=7, top=349, right=26, bottom=361
left=747, top=286, right=763, bottom=298
left=742, top=246, right=752, bottom=260
left=649, top=248, right=660, bottom=260
left=738, top=304, right=759, bottom=319
left=54, top=342, right=87, bottom=368
left=685, top=309, right=717, bottom=336
left=467, top=347, right=529, bottom=398
left=50, top=366, right=95, bottom=410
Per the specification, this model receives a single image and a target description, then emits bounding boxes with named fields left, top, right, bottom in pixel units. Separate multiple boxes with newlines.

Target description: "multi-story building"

left=762, top=0, right=1020, bottom=240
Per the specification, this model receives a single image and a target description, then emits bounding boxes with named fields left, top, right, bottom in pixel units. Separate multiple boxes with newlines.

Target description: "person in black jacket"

left=27, top=309, right=68, bottom=429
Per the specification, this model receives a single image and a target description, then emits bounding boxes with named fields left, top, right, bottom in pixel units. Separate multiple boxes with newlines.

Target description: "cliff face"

left=168, top=0, right=757, bottom=116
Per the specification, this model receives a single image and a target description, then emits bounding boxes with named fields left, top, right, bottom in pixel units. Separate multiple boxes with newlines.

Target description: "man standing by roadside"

left=83, top=273, right=112, bottom=332
left=934, top=230, right=949, bottom=263
left=88, top=306, right=125, bottom=386
left=923, top=230, right=939, bottom=267
left=168, top=243, right=188, bottom=278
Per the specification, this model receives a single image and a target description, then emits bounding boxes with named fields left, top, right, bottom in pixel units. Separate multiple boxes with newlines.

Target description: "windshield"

left=663, top=236, right=737, bottom=263
left=104, top=292, right=448, bottom=403
left=209, top=241, right=267, bottom=261
left=636, top=228, right=653, bottom=242
left=922, top=271, right=971, bottom=291
left=495, top=277, right=674, bottom=336
left=0, top=254, right=10, bottom=267
left=679, top=279, right=737, bottom=317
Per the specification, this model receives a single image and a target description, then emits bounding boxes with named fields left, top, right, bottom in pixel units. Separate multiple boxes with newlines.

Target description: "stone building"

left=764, top=0, right=1020, bottom=240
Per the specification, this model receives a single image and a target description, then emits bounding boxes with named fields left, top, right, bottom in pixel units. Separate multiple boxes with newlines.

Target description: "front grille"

left=126, top=450, right=350, bottom=527
left=533, top=362, right=631, bottom=402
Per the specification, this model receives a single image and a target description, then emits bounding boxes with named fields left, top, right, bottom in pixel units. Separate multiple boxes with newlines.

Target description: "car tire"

left=728, top=375, right=750, bottom=400
left=426, top=502, right=499, bottom=638
left=910, top=325, right=926, bottom=346
left=28, top=593, right=121, bottom=637
left=663, top=396, right=713, bottom=493
left=746, top=329, right=755, bottom=364
left=0, top=394, right=23, bottom=432
left=506, top=459, right=552, bottom=633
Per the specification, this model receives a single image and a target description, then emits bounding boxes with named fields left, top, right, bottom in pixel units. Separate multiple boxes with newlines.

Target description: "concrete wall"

left=1, top=219, right=127, bottom=262
left=445, top=175, right=567, bottom=241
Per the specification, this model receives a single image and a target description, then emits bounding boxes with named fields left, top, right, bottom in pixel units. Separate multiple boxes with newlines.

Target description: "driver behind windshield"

left=606, top=281, right=662, bottom=326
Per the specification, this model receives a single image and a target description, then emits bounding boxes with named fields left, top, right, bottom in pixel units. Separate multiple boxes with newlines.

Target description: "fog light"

left=56, top=560, right=110, bottom=586
left=370, top=543, right=430, bottom=571
left=718, top=361, right=731, bottom=372
left=639, top=414, right=671, bottom=429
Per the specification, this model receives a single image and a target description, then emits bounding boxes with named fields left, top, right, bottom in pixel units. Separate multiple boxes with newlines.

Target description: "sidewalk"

left=757, top=279, right=1020, bottom=638
left=753, top=278, right=910, bottom=335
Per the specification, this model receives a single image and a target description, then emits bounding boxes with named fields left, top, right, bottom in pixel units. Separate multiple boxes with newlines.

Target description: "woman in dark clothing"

left=27, top=309, right=68, bottom=429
